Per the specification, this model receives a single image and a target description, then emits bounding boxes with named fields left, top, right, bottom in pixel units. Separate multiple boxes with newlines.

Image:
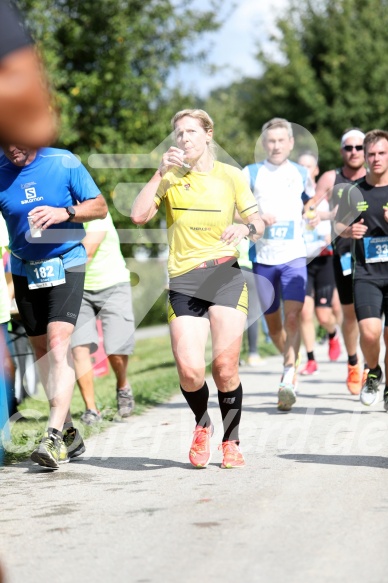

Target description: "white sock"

left=282, top=366, right=295, bottom=385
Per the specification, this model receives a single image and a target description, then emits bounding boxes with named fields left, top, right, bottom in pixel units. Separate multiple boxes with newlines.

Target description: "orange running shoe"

left=219, top=440, right=245, bottom=469
left=346, top=364, right=362, bottom=395
left=189, top=424, right=213, bottom=468
left=362, top=368, right=370, bottom=386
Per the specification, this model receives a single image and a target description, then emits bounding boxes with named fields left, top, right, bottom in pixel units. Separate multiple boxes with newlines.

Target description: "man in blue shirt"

left=0, top=144, right=107, bottom=468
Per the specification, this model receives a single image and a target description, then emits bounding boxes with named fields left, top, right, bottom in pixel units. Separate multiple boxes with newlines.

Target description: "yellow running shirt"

left=155, top=161, right=258, bottom=278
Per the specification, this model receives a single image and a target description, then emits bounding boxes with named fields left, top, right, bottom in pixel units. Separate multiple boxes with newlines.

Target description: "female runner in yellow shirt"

left=131, top=109, right=263, bottom=469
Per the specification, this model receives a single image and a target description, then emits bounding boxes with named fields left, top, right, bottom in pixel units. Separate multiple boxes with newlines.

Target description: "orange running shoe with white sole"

left=347, top=364, right=362, bottom=395
left=189, top=424, right=213, bottom=468
left=219, top=440, right=245, bottom=469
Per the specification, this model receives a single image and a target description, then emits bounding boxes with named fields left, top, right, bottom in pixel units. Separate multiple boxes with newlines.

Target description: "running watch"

left=65, top=206, right=76, bottom=221
left=245, top=223, right=257, bottom=236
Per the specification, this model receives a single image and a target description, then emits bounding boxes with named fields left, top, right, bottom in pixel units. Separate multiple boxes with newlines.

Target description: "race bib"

left=364, top=236, right=388, bottom=263
left=24, top=257, right=66, bottom=289
left=264, top=221, right=294, bottom=240
left=340, top=252, right=352, bottom=276
left=303, top=230, right=319, bottom=244
left=304, top=231, right=328, bottom=258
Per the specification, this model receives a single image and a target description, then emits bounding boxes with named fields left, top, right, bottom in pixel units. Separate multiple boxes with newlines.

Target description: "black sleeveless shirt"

left=331, top=168, right=364, bottom=256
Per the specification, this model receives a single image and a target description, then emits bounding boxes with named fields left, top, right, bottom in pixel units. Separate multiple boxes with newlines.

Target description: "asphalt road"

left=1, top=338, right=388, bottom=583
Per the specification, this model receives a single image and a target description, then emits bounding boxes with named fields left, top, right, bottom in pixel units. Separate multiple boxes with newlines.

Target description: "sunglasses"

left=342, top=145, right=363, bottom=152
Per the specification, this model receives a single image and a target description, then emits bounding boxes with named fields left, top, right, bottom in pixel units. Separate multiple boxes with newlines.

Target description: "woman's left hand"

left=220, top=224, right=249, bottom=246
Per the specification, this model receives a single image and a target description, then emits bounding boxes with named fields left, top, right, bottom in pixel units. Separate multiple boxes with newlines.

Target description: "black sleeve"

left=0, top=1, right=32, bottom=60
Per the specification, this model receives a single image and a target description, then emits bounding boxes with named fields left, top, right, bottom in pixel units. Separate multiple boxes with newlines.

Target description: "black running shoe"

left=384, top=387, right=388, bottom=412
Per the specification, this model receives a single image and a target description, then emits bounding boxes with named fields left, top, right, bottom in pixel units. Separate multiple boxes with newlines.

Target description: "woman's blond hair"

left=171, top=109, right=217, bottom=159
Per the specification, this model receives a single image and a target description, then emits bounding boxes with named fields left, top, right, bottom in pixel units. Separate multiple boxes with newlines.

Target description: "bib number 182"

left=34, top=265, right=54, bottom=279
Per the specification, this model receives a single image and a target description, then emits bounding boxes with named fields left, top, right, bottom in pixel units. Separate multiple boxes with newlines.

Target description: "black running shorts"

left=306, top=255, right=336, bottom=308
left=353, top=278, right=388, bottom=324
left=168, top=259, right=248, bottom=322
left=333, top=254, right=354, bottom=306
left=12, top=266, right=85, bottom=336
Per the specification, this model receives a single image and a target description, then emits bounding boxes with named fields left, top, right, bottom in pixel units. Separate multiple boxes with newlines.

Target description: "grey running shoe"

left=80, top=409, right=102, bottom=426
left=360, top=368, right=383, bottom=406
left=117, top=385, right=135, bottom=417
left=384, top=388, right=388, bottom=412
left=59, top=440, right=70, bottom=464
left=278, top=384, right=296, bottom=412
left=63, top=426, right=86, bottom=458
left=31, top=432, right=69, bottom=469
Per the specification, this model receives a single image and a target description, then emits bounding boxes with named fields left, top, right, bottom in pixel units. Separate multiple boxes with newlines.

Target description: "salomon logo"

left=25, top=187, right=37, bottom=199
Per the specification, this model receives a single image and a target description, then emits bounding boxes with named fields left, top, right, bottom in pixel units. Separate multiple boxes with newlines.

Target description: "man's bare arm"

left=310, top=169, right=336, bottom=207
left=82, top=230, right=107, bottom=263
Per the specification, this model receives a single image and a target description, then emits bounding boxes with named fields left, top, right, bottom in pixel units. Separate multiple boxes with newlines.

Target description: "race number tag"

left=24, top=257, right=66, bottom=289
left=303, top=231, right=327, bottom=258
left=303, top=230, right=319, bottom=245
left=264, top=221, right=294, bottom=240
left=364, top=236, right=388, bottom=263
left=340, top=252, right=352, bottom=276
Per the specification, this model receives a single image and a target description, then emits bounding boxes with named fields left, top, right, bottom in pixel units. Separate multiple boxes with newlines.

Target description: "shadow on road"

left=38, top=456, right=194, bottom=471
left=279, top=453, right=388, bottom=469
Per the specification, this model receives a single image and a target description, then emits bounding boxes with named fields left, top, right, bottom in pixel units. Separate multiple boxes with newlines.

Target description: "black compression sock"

left=307, top=351, right=315, bottom=361
left=181, top=382, right=211, bottom=428
left=369, top=365, right=382, bottom=378
left=218, top=383, right=243, bottom=443
left=348, top=354, right=358, bottom=366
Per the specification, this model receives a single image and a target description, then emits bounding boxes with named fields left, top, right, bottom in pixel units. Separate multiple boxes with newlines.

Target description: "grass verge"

left=1, top=330, right=277, bottom=466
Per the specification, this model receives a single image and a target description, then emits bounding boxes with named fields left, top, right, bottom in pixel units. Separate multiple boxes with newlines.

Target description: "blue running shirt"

left=0, top=148, right=101, bottom=275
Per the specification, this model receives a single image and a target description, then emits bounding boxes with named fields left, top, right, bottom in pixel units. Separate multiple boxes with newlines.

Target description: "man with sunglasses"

left=335, top=129, right=388, bottom=411
left=314, top=129, right=366, bottom=395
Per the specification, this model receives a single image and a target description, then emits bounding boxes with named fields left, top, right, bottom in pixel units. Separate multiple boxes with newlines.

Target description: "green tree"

left=204, top=83, right=256, bottom=168
left=239, top=0, right=388, bottom=170
left=17, top=0, right=222, bottom=218
left=19, top=0, right=221, bottom=149
left=16, top=0, right=224, bottom=324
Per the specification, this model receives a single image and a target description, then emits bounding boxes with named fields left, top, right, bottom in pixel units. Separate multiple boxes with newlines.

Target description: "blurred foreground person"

left=0, top=0, right=57, bottom=146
